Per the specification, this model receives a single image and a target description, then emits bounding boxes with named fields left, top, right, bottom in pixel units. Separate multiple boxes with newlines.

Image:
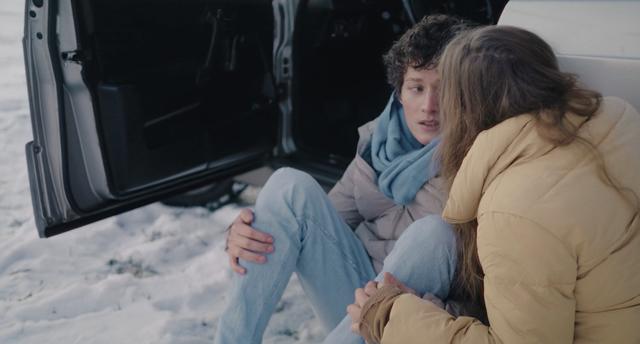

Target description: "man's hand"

left=225, top=208, right=274, bottom=275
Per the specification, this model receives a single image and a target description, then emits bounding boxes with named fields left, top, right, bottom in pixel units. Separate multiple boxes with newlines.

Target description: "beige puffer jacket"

left=329, top=120, right=447, bottom=272
left=362, top=97, right=640, bottom=343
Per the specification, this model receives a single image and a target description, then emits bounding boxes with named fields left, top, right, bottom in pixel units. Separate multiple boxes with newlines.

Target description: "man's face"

left=399, top=66, right=441, bottom=145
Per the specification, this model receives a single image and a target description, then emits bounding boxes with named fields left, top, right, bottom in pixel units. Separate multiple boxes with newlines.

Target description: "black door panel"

left=75, top=0, right=277, bottom=196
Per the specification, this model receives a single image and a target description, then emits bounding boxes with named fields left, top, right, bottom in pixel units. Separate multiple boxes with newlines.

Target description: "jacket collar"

left=356, top=119, right=378, bottom=155
left=442, top=114, right=557, bottom=223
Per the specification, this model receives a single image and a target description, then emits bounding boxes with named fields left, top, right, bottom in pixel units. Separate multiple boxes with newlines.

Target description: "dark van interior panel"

left=68, top=0, right=507, bottom=200
left=292, top=1, right=408, bottom=167
left=291, top=0, right=507, bottom=169
left=71, top=0, right=278, bottom=196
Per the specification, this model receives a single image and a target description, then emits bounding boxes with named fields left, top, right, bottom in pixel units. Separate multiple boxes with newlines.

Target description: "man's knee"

left=392, top=215, right=456, bottom=260
left=381, top=215, right=457, bottom=298
left=404, top=215, right=454, bottom=244
left=258, top=168, right=319, bottom=202
left=254, top=168, right=324, bottom=220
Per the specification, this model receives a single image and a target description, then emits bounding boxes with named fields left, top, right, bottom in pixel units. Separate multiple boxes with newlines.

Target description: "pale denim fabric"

left=214, top=168, right=456, bottom=344
left=323, top=214, right=457, bottom=344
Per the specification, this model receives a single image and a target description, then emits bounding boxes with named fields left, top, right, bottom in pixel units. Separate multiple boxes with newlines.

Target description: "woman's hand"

left=347, top=281, right=379, bottom=334
left=380, top=272, right=417, bottom=295
left=225, top=208, right=274, bottom=274
left=347, top=273, right=417, bottom=335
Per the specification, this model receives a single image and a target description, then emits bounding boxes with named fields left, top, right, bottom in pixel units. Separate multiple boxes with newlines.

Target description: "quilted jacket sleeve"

left=364, top=211, right=578, bottom=343
left=328, top=158, right=365, bottom=229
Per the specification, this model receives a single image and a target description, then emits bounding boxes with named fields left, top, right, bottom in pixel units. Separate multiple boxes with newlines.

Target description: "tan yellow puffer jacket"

left=366, top=97, right=640, bottom=343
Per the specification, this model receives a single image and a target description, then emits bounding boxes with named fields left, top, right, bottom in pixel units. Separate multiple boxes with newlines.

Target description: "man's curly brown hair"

left=383, top=14, right=472, bottom=93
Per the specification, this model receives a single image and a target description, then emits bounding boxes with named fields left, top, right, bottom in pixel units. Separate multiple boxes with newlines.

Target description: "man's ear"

left=396, top=89, right=403, bottom=105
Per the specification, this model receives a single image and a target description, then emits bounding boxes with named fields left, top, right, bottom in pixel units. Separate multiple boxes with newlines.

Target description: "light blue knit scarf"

left=369, top=93, right=440, bottom=205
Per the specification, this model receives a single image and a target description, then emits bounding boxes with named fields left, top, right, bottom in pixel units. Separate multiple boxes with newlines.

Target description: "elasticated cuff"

left=359, top=285, right=406, bottom=344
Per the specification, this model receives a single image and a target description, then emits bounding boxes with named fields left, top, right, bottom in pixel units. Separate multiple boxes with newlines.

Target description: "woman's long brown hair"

left=437, top=26, right=604, bottom=308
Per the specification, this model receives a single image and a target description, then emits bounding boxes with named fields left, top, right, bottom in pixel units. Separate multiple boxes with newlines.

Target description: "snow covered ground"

left=0, top=1, right=322, bottom=343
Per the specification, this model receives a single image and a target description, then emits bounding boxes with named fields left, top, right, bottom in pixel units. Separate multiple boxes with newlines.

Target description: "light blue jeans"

left=214, top=168, right=456, bottom=344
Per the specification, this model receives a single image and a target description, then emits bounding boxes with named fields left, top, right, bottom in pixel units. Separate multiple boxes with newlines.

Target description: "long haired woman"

left=351, top=25, right=640, bottom=343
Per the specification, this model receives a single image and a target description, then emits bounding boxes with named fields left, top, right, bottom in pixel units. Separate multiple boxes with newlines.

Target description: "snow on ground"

left=0, top=1, right=322, bottom=343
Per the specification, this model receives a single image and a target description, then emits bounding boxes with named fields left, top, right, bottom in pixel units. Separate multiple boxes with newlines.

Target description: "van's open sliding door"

left=24, top=0, right=278, bottom=237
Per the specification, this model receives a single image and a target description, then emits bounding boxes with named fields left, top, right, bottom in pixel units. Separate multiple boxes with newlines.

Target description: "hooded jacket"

left=361, top=97, right=640, bottom=343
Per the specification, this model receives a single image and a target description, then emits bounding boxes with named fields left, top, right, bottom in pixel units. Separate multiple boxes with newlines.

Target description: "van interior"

left=70, top=0, right=506, bottom=196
